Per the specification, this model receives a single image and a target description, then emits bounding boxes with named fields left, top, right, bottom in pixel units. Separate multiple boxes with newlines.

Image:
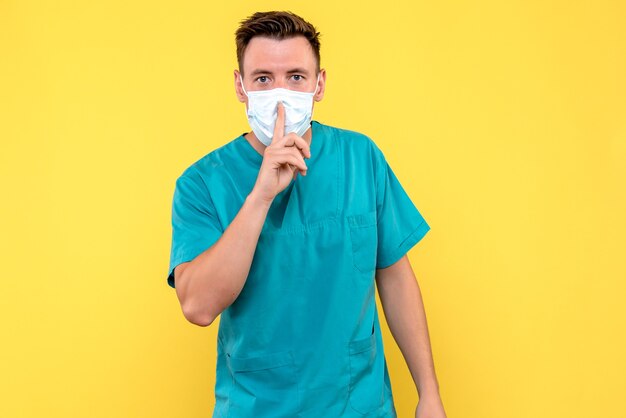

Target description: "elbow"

left=182, top=304, right=218, bottom=327
left=176, top=267, right=234, bottom=327
left=176, top=268, right=218, bottom=327
left=189, top=314, right=216, bottom=328
left=178, top=288, right=219, bottom=327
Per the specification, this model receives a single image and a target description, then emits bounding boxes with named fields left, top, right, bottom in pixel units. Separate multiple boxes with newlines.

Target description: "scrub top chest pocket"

left=347, top=210, right=378, bottom=274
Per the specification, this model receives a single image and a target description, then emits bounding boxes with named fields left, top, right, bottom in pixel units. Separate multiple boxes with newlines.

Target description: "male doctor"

left=167, top=10, right=447, bottom=418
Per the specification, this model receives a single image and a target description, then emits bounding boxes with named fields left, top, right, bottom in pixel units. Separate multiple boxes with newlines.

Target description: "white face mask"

left=240, top=73, right=320, bottom=146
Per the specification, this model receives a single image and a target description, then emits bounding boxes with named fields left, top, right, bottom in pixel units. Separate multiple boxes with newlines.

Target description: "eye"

left=291, top=75, right=304, bottom=81
left=256, top=76, right=269, bottom=83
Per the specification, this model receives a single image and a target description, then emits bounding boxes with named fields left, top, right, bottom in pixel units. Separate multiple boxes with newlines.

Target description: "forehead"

left=242, top=35, right=316, bottom=74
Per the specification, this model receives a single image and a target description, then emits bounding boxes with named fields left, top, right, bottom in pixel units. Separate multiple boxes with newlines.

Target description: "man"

left=167, top=11, right=447, bottom=418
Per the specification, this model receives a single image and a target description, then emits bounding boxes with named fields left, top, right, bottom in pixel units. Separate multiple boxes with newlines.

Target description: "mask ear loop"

left=239, top=74, right=249, bottom=97
left=312, top=72, right=321, bottom=96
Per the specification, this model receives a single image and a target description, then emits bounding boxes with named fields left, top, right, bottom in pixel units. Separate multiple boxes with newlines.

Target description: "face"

left=234, top=35, right=326, bottom=106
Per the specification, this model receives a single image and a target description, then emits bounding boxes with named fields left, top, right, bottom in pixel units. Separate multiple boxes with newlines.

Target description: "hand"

left=252, top=101, right=311, bottom=203
left=415, top=392, right=447, bottom=418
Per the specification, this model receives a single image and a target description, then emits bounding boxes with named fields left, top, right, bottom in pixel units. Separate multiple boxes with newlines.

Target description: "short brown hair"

left=235, top=11, right=321, bottom=76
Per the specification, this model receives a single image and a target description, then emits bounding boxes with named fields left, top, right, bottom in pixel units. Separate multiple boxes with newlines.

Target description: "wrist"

left=416, top=381, right=440, bottom=398
left=247, top=189, right=273, bottom=210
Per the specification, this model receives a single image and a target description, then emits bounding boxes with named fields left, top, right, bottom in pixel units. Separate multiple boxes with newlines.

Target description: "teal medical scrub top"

left=167, top=121, right=431, bottom=417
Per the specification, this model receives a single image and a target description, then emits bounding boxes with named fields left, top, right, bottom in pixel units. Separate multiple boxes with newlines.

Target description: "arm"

left=174, top=103, right=310, bottom=327
left=174, top=190, right=271, bottom=327
left=375, top=254, right=446, bottom=416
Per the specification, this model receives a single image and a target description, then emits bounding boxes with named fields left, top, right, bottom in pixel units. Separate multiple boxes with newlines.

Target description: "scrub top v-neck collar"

left=236, top=120, right=323, bottom=167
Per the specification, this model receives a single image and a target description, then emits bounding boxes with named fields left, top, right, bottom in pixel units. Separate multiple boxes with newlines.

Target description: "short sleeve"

left=374, top=147, right=431, bottom=269
left=166, top=167, right=223, bottom=288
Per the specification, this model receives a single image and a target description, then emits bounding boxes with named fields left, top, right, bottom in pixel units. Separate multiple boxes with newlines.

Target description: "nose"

left=274, top=78, right=288, bottom=89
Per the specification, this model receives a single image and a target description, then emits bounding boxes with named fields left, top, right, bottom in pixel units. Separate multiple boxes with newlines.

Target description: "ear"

left=234, top=70, right=247, bottom=103
left=314, top=68, right=326, bottom=102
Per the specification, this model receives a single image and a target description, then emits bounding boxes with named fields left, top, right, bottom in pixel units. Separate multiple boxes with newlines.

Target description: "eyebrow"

left=249, top=68, right=311, bottom=76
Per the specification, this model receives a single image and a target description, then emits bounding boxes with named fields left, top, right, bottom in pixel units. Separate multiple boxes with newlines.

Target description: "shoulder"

left=174, top=136, right=242, bottom=189
left=314, top=120, right=372, bottom=143
left=313, top=121, right=384, bottom=158
left=314, top=121, right=387, bottom=171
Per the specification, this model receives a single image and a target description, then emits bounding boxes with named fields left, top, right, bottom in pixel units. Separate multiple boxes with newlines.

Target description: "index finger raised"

left=272, top=101, right=285, bottom=143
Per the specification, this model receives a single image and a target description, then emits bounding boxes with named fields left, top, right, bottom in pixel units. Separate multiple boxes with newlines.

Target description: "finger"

left=282, top=133, right=312, bottom=159
left=278, top=153, right=308, bottom=175
left=280, top=152, right=308, bottom=174
left=272, top=101, right=285, bottom=143
left=273, top=147, right=308, bottom=168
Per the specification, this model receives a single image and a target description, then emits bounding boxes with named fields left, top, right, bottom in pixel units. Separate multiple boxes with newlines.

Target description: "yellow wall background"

left=1, top=1, right=625, bottom=417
